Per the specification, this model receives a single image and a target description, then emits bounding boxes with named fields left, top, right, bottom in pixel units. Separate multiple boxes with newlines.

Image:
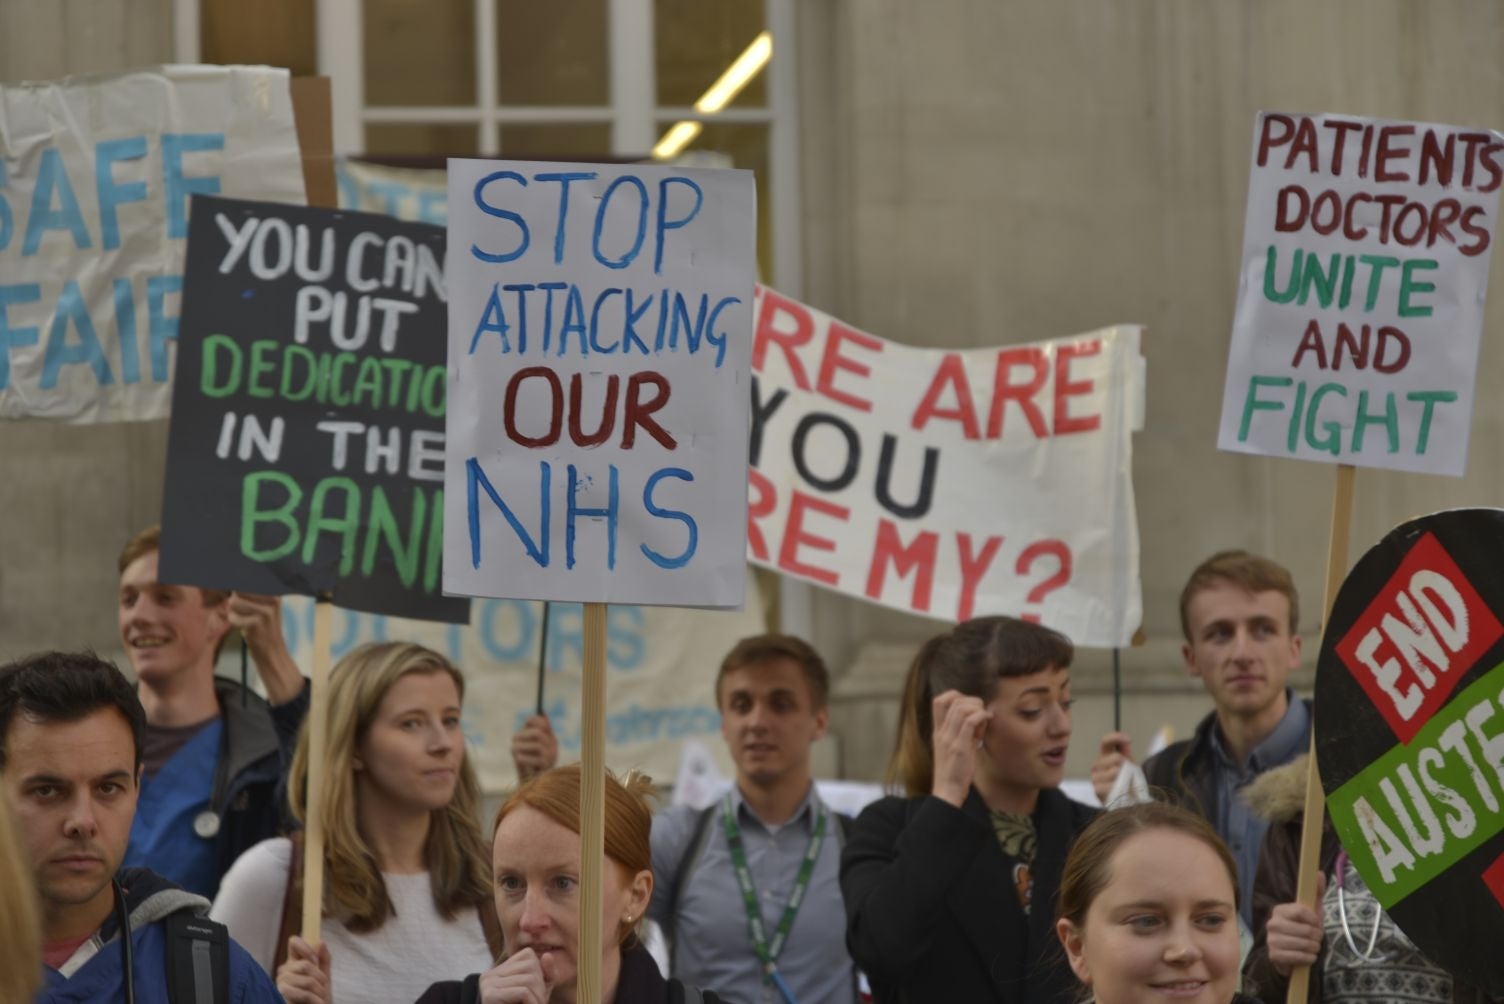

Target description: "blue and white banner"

left=0, top=65, right=306, bottom=422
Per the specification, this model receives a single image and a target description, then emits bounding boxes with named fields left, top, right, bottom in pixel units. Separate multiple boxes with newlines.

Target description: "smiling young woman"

left=1055, top=801, right=1261, bottom=1004
left=841, top=616, right=1098, bottom=1004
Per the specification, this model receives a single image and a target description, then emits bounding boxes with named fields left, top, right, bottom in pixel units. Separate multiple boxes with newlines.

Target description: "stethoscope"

left=1333, top=851, right=1385, bottom=963
left=113, top=877, right=137, bottom=1004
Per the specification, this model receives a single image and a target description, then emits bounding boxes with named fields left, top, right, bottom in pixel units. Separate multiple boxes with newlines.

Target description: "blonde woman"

left=211, top=642, right=499, bottom=1003
left=0, top=797, right=42, bottom=1002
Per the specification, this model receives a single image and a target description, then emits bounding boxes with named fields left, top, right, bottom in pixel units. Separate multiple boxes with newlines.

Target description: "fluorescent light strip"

left=653, top=121, right=704, bottom=160
left=653, top=30, right=772, bottom=160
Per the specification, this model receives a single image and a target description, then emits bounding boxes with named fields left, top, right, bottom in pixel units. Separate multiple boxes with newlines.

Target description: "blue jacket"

left=37, top=867, right=282, bottom=1003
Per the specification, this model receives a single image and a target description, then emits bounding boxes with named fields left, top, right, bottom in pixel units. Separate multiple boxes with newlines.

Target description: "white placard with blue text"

left=443, top=159, right=756, bottom=607
left=0, top=65, right=306, bottom=422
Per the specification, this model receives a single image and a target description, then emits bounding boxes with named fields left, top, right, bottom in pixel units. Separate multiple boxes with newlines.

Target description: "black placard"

left=1316, top=508, right=1504, bottom=995
left=159, top=195, right=468, bottom=623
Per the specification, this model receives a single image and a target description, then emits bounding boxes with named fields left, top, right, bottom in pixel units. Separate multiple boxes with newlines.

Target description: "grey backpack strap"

left=668, top=803, right=719, bottom=974
left=165, top=911, right=230, bottom=1004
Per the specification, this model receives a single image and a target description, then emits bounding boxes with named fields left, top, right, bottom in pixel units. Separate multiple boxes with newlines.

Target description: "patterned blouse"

left=990, top=810, right=1038, bottom=914
left=1321, top=856, right=1452, bottom=1004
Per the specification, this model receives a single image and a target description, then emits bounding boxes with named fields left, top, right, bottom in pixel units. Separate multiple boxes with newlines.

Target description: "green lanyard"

left=721, top=791, right=828, bottom=990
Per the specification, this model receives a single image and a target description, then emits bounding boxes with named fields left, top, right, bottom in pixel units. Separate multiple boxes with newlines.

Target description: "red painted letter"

left=752, top=289, right=815, bottom=390
left=816, top=321, right=882, bottom=412
left=746, top=468, right=777, bottom=561
left=777, top=491, right=847, bottom=586
left=986, top=346, right=1048, bottom=438
left=1053, top=340, right=1102, bottom=435
left=956, top=533, right=1003, bottom=621
left=865, top=519, right=938, bottom=613
left=911, top=354, right=981, bottom=440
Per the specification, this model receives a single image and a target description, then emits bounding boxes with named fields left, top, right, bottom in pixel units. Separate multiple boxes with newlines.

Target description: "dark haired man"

left=1091, top=550, right=1310, bottom=924
left=648, top=634, right=858, bottom=1004
left=116, top=525, right=308, bottom=899
left=0, top=651, right=280, bottom=1001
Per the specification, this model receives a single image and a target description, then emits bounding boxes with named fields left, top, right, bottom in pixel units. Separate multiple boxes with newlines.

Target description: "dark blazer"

left=841, top=786, right=1098, bottom=1004
left=415, top=943, right=723, bottom=1004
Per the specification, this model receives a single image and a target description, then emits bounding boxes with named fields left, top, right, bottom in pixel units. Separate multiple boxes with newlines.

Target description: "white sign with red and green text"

left=1219, top=112, right=1504, bottom=476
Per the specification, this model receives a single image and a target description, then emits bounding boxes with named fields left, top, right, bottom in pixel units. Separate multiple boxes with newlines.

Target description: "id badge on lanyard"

left=721, top=792, right=828, bottom=1004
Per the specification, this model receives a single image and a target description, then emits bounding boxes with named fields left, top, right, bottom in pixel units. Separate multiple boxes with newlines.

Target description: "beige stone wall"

left=0, top=0, right=171, bottom=80
left=4, top=0, right=1504, bottom=783
left=800, top=0, right=1504, bottom=780
left=0, top=0, right=176, bottom=669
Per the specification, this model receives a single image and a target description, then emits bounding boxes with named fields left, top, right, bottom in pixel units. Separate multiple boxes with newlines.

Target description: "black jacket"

left=415, top=943, right=721, bottom=1004
left=1141, top=699, right=1314, bottom=823
left=1141, top=709, right=1222, bottom=820
left=209, top=677, right=308, bottom=893
left=841, top=787, right=1098, bottom=1004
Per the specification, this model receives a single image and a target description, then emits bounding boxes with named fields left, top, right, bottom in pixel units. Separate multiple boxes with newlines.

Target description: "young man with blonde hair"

left=1090, top=550, right=1309, bottom=925
left=116, top=526, right=308, bottom=899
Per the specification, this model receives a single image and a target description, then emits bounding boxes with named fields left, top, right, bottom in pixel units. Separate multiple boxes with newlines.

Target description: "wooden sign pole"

left=288, top=74, right=339, bottom=951
left=300, top=597, right=335, bottom=944
left=578, top=602, right=609, bottom=1001
left=1287, top=463, right=1355, bottom=1004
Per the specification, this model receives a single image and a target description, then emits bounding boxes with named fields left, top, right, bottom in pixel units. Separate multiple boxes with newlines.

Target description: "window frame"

left=174, top=0, right=811, bottom=634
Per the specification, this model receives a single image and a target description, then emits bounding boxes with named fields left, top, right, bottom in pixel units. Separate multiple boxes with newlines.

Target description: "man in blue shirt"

left=116, top=526, right=308, bottom=899
left=649, top=634, right=858, bottom=1004
left=1, top=650, right=280, bottom=1002
left=1090, top=550, right=1311, bottom=926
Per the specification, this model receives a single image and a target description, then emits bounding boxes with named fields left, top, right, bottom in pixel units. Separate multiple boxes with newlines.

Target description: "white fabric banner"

left=1219, top=112, right=1504, bottom=476
left=749, top=287, right=1143, bottom=647
left=280, top=584, right=764, bottom=792
left=443, top=159, right=756, bottom=608
left=0, top=65, right=307, bottom=422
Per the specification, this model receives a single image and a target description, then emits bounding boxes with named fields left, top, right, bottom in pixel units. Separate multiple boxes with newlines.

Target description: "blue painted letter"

left=640, top=467, right=698, bottom=569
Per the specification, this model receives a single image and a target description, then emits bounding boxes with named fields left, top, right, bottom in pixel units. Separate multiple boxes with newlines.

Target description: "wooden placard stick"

left=300, top=596, right=335, bottom=944
left=289, top=77, right=340, bottom=948
left=289, top=77, right=336, bottom=209
left=578, top=602, right=609, bottom=1001
left=1287, top=463, right=1356, bottom=1004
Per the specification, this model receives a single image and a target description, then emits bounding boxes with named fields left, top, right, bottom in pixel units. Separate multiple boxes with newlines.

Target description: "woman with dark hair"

left=841, top=616, right=1096, bottom=1003
left=1055, top=800, right=1258, bottom=1004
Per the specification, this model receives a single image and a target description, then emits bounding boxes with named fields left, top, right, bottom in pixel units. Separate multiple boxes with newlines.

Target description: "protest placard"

left=0, top=66, right=305, bottom=422
left=337, top=158, right=449, bottom=225
left=1219, top=113, right=1504, bottom=477
left=443, top=159, right=757, bottom=608
left=750, top=288, right=1143, bottom=647
left=159, top=195, right=467, bottom=622
left=1316, top=508, right=1504, bottom=994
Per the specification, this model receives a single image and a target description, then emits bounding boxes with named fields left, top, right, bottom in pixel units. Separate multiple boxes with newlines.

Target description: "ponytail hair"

left=884, top=617, right=1074, bottom=798
left=885, top=635, right=948, bottom=796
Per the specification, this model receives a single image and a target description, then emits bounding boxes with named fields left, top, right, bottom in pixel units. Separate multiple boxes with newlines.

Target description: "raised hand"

left=930, top=690, right=993, bottom=808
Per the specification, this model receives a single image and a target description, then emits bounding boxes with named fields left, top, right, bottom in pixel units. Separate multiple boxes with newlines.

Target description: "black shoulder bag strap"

left=668, top=803, right=719, bottom=973
left=165, top=911, right=231, bottom=1004
left=669, top=977, right=706, bottom=1004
